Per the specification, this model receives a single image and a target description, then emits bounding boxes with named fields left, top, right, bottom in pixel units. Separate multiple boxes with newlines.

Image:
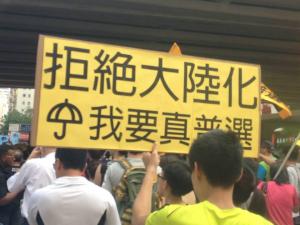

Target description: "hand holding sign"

left=143, top=142, right=160, bottom=171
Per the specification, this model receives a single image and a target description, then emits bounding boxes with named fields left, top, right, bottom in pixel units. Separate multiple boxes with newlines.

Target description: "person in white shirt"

left=285, top=146, right=300, bottom=223
left=7, top=147, right=56, bottom=224
left=27, top=148, right=121, bottom=225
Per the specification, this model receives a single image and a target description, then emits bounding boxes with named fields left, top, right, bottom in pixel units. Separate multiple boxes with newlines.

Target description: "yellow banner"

left=31, top=35, right=261, bottom=157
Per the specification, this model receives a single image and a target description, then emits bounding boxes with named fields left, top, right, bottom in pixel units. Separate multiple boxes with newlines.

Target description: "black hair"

left=261, top=140, right=274, bottom=153
left=88, top=150, right=105, bottom=161
left=13, top=149, right=24, bottom=163
left=270, top=162, right=289, bottom=185
left=189, top=129, right=243, bottom=188
left=56, top=148, right=87, bottom=170
left=162, top=160, right=193, bottom=197
left=0, top=145, right=9, bottom=158
left=233, top=159, right=257, bottom=205
left=160, top=154, right=182, bottom=168
left=248, top=189, right=268, bottom=218
left=86, top=160, right=100, bottom=180
left=243, top=158, right=259, bottom=175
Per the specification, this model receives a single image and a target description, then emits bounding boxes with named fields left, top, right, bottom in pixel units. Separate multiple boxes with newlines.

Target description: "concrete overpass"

left=0, top=0, right=299, bottom=110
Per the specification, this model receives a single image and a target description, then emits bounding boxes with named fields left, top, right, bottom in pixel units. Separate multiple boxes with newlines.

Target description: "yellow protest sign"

left=31, top=35, right=261, bottom=157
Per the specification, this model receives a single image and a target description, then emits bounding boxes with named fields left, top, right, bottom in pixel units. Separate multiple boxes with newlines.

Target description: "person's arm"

left=27, top=147, right=42, bottom=160
left=0, top=192, right=19, bottom=206
left=7, top=160, right=34, bottom=193
left=0, top=174, right=19, bottom=206
left=93, top=164, right=102, bottom=186
left=257, top=164, right=267, bottom=181
left=259, top=154, right=276, bottom=165
left=102, top=165, right=113, bottom=192
left=132, top=143, right=159, bottom=225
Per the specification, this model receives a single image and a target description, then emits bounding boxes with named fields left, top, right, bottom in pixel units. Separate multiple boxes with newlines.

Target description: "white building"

left=10, top=88, right=35, bottom=113
left=0, top=88, right=10, bottom=122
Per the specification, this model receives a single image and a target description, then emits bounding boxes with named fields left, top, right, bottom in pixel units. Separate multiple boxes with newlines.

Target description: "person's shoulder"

left=86, top=180, right=115, bottom=200
left=287, top=165, right=297, bottom=173
left=258, top=161, right=267, bottom=168
left=22, top=158, right=45, bottom=170
left=179, top=202, right=273, bottom=225
left=13, top=158, right=40, bottom=175
left=37, top=181, right=56, bottom=192
left=23, top=158, right=40, bottom=166
left=31, top=184, right=51, bottom=201
left=146, top=204, right=184, bottom=225
left=30, top=183, right=63, bottom=209
left=24, top=156, right=54, bottom=174
left=88, top=183, right=118, bottom=207
left=107, top=161, right=123, bottom=170
left=156, top=204, right=184, bottom=215
left=147, top=203, right=208, bottom=225
left=238, top=209, right=273, bottom=225
left=245, top=212, right=273, bottom=225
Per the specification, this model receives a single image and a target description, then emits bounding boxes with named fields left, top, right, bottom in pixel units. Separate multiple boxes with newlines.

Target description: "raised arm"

left=132, top=143, right=159, bottom=225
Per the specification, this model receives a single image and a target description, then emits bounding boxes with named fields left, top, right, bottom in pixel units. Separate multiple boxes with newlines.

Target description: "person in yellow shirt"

left=132, top=130, right=273, bottom=225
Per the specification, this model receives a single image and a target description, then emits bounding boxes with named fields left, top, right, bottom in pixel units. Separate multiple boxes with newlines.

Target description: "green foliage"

left=1, top=110, right=32, bottom=134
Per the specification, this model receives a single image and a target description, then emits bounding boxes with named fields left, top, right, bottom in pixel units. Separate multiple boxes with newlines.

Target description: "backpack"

left=114, top=159, right=158, bottom=225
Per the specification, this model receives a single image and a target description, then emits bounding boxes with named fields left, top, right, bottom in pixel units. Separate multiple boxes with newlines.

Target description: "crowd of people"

left=0, top=129, right=300, bottom=225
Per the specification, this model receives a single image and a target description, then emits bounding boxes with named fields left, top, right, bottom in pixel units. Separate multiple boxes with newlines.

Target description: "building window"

left=22, top=101, right=25, bottom=105
left=23, top=94, right=26, bottom=97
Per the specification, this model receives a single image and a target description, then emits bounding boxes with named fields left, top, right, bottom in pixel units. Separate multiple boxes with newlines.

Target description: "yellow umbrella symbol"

left=47, top=99, right=83, bottom=140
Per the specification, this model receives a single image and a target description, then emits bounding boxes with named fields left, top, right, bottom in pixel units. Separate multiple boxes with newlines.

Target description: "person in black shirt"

left=0, top=145, right=22, bottom=225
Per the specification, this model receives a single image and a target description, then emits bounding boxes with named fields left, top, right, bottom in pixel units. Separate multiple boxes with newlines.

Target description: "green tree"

left=1, top=110, right=32, bottom=134
left=24, top=108, right=33, bottom=119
